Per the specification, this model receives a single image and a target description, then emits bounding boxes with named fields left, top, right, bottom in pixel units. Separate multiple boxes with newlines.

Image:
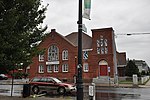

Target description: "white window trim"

left=83, top=63, right=89, bottom=72
left=39, top=54, right=44, bottom=62
left=38, top=65, right=44, bottom=73
left=105, top=47, right=108, bottom=54
left=62, top=50, right=68, bottom=60
left=62, top=64, right=68, bottom=72
left=47, top=65, right=52, bottom=73
left=54, top=65, right=59, bottom=72
left=104, top=39, right=108, bottom=46
left=97, top=38, right=108, bottom=54
left=48, top=45, right=59, bottom=61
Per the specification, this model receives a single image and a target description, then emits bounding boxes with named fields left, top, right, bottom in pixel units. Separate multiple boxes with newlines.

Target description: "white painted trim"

left=46, top=61, right=59, bottom=65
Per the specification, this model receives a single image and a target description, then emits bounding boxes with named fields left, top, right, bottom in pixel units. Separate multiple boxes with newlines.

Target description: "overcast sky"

left=42, top=0, right=150, bottom=66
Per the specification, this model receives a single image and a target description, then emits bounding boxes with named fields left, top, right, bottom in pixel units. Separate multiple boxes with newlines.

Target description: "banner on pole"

left=83, top=0, right=91, bottom=20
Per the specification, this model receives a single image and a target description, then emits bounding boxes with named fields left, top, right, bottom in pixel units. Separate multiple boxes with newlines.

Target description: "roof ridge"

left=53, top=30, right=76, bottom=47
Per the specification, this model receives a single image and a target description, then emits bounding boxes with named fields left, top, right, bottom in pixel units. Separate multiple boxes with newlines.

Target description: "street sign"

left=89, top=85, right=94, bottom=96
left=83, top=51, right=88, bottom=59
left=108, top=67, right=110, bottom=72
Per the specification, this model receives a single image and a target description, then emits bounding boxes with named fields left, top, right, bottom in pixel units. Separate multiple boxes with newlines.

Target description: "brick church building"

left=29, top=27, right=126, bottom=83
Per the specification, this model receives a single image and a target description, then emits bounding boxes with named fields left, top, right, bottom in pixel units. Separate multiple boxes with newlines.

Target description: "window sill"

left=62, top=71, right=68, bottom=73
left=38, top=72, right=44, bottom=74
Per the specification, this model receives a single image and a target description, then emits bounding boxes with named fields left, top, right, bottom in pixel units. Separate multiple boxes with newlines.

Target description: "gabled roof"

left=91, top=27, right=113, bottom=32
left=53, top=30, right=76, bottom=47
left=39, top=29, right=92, bottom=49
left=41, top=29, right=76, bottom=47
left=65, top=32, right=92, bottom=49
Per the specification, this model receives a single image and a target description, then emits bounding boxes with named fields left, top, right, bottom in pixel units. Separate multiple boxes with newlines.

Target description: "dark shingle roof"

left=65, top=32, right=92, bottom=49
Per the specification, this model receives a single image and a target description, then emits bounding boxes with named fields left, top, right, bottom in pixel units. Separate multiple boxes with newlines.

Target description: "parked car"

left=29, top=77, right=76, bottom=95
left=0, top=74, right=8, bottom=80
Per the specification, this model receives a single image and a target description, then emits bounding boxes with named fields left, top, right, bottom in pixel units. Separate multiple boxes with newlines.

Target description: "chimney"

left=51, top=29, right=56, bottom=32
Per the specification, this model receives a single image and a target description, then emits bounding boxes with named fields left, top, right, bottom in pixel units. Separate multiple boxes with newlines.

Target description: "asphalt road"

left=1, top=79, right=150, bottom=100
left=1, top=84, right=150, bottom=100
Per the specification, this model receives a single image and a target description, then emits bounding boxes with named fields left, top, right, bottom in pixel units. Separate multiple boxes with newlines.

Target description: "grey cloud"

left=43, top=0, right=150, bottom=65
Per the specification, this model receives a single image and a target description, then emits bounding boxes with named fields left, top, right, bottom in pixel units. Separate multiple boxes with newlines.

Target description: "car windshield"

left=52, top=78, right=62, bottom=83
left=0, top=74, right=5, bottom=77
left=32, top=77, right=41, bottom=82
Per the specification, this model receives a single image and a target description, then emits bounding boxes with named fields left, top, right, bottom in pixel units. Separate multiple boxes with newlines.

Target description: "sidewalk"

left=139, top=79, right=150, bottom=88
left=0, top=95, right=75, bottom=100
left=145, top=78, right=150, bottom=86
left=84, top=82, right=134, bottom=88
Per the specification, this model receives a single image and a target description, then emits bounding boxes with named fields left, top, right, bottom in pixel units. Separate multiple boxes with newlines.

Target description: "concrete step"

left=92, top=77, right=114, bottom=84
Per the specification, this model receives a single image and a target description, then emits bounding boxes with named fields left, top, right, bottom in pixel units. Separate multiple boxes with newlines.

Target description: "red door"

left=100, top=65, right=108, bottom=76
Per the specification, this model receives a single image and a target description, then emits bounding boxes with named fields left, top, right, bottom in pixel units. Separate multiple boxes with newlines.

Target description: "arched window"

left=62, top=50, right=68, bottom=60
left=97, top=36, right=108, bottom=54
left=48, top=45, right=59, bottom=61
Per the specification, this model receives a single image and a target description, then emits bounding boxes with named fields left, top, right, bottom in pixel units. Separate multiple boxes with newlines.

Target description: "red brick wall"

left=29, top=28, right=117, bottom=82
left=89, top=28, right=115, bottom=78
left=29, top=29, right=78, bottom=81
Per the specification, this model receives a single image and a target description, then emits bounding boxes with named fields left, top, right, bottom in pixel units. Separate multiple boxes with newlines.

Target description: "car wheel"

left=32, top=86, right=39, bottom=94
left=58, top=87, right=66, bottom=95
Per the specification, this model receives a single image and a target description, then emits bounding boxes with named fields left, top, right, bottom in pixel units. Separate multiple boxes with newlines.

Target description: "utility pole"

left=11, top=69, right=14, bottom=97
left=77, top=0, right=83, bottom=100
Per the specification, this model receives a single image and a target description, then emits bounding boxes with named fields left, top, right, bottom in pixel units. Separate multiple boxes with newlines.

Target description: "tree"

left=125, top=60, right=139, bottom=77
left=0, top=0, right=48, bottom=73
left=141, top=70, right=146, bottom=76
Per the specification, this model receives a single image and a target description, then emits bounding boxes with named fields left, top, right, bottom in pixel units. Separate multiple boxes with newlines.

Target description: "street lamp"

left=77, top=0, right=83, bottom=100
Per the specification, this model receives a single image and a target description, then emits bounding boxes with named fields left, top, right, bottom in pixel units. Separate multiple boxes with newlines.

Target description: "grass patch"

left=119, top=80, right=133, bottom=84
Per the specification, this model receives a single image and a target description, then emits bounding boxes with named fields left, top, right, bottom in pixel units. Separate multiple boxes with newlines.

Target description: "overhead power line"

left=116, top=33, right=150, bottom=36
